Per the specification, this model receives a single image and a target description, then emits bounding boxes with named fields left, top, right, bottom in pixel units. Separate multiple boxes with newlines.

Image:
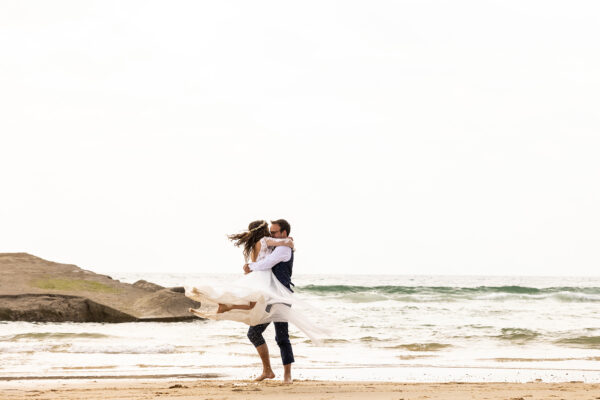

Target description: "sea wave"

left=493, top=328, right=540, bottom=343
left=555, top=336, right=600, bottom=349
left=0, top=343, right=63, bottom=353
left=68, top=344, right=183, bottom=354
left=297, top=285, right=600, bottom=302
left=2, top=332, right=114, bottom=342
left=387, top=343, right=453, bottom=352
left=0, top=342, right=185, bottom=354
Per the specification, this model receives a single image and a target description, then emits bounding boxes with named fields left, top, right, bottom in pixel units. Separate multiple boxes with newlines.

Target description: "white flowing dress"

left=185, top=237, right=328, bottom=344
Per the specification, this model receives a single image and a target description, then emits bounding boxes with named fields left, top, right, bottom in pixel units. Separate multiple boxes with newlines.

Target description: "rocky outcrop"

left=0, top=253, right=201, bottom=323
left=132, top=280, right=165, bottom=292
left=0, top=294, right=136, bottom=322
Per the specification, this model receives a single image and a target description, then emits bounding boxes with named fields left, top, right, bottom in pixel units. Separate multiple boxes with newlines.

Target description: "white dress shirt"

left=249, top=246, right=292, bottom=271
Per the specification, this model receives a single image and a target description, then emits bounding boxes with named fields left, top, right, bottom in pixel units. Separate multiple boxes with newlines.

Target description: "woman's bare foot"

left=217, top=304, right=231, bottom=313
left=254, top=370, right=275, bottom=381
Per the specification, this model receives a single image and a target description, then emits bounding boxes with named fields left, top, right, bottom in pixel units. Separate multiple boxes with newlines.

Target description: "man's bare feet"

left=282, top=364, right=293, bottom=384
left=254, top=370, right=275, bottom=381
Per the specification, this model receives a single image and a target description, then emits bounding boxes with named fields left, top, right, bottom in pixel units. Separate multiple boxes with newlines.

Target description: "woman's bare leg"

left=217, top=302, right=256, bottom=313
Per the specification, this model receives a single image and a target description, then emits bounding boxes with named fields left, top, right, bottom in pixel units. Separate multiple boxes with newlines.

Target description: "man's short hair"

left=271, top=219, right=291, bottom=235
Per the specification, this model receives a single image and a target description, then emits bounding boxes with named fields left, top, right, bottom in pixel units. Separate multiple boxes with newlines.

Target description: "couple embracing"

left=187, top=219, right=326, bottom=384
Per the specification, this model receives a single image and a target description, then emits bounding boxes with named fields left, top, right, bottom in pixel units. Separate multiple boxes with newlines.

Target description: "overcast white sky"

left=1, top=1, right=599, bottom=276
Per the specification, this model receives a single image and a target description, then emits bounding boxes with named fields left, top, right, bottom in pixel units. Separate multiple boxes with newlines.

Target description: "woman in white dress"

left=186, top=220, right=327, bottom=344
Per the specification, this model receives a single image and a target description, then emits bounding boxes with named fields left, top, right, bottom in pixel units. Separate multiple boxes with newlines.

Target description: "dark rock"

left=0, top=294, right=136, bottom=322
left=133, top=280, right=165, bottom=292
left=133, top=288, right=200, bottom=320
left=0, top=253, right=201, bottom=323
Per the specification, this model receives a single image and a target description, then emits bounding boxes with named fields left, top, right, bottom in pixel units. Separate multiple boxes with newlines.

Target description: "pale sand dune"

left=1, top=380, right=599, bottom=400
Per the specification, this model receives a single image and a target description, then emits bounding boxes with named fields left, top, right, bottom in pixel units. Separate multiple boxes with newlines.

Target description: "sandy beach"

left=1, top=379, right=599, bottom=400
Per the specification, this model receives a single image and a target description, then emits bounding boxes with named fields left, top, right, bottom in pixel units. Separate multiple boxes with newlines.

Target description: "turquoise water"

left=1, top=274, right=600, bottom=382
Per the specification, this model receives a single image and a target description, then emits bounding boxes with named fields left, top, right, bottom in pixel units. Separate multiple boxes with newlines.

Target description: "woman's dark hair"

left=228, top=220, right=270, bottom=261
left=271, top=219, right=291, bottom=235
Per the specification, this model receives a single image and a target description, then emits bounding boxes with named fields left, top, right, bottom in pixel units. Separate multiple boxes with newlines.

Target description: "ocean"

left=1, top=274, right=600, bottom=382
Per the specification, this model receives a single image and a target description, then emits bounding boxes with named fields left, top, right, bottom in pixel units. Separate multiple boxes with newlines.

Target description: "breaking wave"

left=2, top=332, right=114, bottom=341
left=555, top=336, right=600, bottom=349
left=297, top=285, right=600, bottom=302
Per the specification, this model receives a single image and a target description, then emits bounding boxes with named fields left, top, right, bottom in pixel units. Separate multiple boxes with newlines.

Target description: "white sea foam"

left=67, top=344, right=181, bottom=354
left=551, top=292, right=600, bottom=302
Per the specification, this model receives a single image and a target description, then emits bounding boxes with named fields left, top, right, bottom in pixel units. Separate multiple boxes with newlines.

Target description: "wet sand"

left=1, top=379, right=599, bottom=400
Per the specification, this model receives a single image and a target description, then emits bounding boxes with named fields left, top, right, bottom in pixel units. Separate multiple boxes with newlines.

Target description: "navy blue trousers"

left=247, top=322, right=295, bottom=365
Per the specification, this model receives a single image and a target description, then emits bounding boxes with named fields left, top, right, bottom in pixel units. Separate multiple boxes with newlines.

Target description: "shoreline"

left=0, top=373, right=225, bottom=381
left=1, top=379, right=599, bottom=400
left=2, top=364, right=599, bottom=383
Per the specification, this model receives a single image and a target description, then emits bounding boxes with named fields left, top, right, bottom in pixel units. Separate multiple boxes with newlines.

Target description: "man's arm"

left=249, top=246, right=291, bottom=271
